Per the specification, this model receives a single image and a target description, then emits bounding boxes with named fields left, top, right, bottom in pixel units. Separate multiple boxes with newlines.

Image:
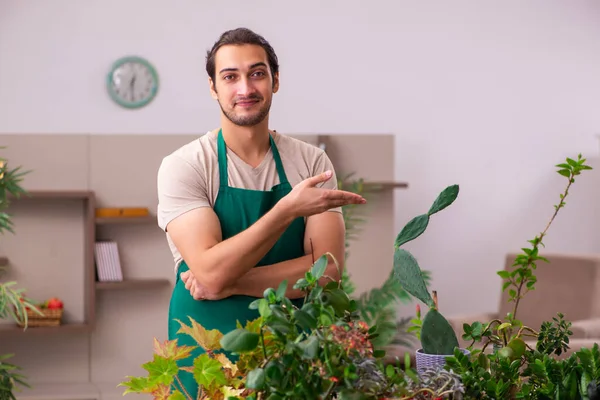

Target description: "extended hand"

left=281, top=170, right=366, bottom=218
left=180, top=270, right=232, bottom=300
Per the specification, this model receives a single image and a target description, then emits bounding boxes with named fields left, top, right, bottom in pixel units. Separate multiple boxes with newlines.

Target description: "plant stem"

left=260, top=326, right=268, bottom=360
left=174, top=375, right=193, bottom=400
left=512, top=174, right=573, bottom=320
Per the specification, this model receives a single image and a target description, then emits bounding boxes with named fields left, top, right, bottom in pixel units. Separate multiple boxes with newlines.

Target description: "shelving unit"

left=96, top=278, right=170, bottom=290
left=95, top=215, right=156, bottom=225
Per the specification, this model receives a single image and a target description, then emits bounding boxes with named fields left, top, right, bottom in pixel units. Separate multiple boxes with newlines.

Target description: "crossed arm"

left=166, top=205, right=346, bottom=300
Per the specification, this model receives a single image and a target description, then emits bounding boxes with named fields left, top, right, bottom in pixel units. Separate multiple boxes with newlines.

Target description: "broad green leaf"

left=297, top=335, right=319, bottom=359
left=428, top=184, right=459, bottom=215
left=421, top=309, right=460, bottom=355
left=276, top=279, right=288, bottom=299
left=258, top=299, right=271, bottom=318
left=394, top=214, right=429, bottom=248
left=142, top=355, right=179, bottom=386
left=193, top=353, right=227, bottom=390
left=310, top=255, right=328, bottom=280
left=293, top=309, right=317, bottom=330
left=118, top=376, right=153, bottom=394
left=392, top=248, right=434, bottom=308
left=220, top=329, right=260, bottom=353
left=246, top=367, right=266, bottom=389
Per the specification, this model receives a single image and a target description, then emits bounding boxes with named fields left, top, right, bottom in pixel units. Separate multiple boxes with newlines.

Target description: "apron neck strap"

left=217, top=129, right=229, bottom=188
left=217, top=129, right=290, bottom=188
left=270, top=134, right=289, bottom=185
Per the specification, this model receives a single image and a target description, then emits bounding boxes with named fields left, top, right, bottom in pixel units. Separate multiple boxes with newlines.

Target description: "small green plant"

left=120, top=253, right=420, bottom=399
left=0, top=152, right=37, bottom=400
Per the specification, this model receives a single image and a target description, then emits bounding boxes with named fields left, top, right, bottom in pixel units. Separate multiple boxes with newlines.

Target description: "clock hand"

left=130, top=74, right=136, bottom=101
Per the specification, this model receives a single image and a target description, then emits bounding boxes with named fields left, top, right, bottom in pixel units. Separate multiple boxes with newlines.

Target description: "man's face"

left=210, top=44, right=278, bottom=127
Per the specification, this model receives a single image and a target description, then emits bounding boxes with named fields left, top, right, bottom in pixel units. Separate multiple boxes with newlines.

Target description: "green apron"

left=168, top=129, right=306, bottom=398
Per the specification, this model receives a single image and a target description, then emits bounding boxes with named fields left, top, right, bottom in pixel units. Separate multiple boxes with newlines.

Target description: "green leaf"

left=428, top=184, right=459, bottom=215
left=220, top=329, right=260, bottom=353
left=497, top=270, right=510, bottom=279
left=258, top=299, right=271, bottom=318
left=118, top=376, right=151, bottom=394
left=421, top=309, right=460, bottom=355
left=392, top=248, right=434, bottom=308
left=141, top=355, right=179, bottom=386
left=297, top=335, right=319, bottom=359
left=276, top=279, right=288, bottom=299
left=394, top=214, right=429, bottom=248
left=193, top=353, right=227, bottom=390
left=310, top=254, right=328, bottom=280
left=293, top=309, right=317, bottom=330
left=246, top=367, right=266, bottom=390
left=558, top=169, right=571, bottom=178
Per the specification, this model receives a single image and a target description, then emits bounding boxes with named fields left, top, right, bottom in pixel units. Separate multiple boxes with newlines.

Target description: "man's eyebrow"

left=219, top=62, right=268, bottom=74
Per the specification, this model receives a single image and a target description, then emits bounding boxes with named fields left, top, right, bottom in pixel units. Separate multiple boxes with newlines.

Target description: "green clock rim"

left=106, top=55, right=159, bottom=109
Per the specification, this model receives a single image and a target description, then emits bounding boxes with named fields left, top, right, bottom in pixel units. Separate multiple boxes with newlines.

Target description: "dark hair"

left=205, top=27, right=279, bottom=84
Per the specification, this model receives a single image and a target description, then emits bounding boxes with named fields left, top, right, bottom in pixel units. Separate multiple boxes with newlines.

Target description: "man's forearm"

left=230, top=254, right=342, bottom=299
left=190, top=201, right=296, bottom=292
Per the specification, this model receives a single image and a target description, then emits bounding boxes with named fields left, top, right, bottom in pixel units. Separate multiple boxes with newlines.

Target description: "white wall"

left=2, top=0, right=600, bottom=320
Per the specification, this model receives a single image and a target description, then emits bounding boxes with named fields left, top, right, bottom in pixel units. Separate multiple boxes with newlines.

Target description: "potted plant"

left=0, top=152, right=39, bottom=400
left=338, top=173, right=430, bottom=351
left=391, top=183, right=470, bottom=374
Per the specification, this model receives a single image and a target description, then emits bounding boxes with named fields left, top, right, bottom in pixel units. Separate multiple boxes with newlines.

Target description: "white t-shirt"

left=156, top=129, right=342, bottom=272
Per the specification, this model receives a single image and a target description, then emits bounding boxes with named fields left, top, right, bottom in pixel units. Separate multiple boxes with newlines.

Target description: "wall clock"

left=106, top=56, right=159, bottom=109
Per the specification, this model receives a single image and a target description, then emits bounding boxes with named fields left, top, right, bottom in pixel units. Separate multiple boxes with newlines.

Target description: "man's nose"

left=236, top=77, right=256, bottom=96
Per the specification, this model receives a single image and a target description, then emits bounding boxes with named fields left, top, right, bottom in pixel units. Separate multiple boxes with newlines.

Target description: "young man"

left=156, top=27, right=365, bottom=396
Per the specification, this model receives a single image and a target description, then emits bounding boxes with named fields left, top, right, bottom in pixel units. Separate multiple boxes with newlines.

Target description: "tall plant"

left=0, top=152, right=37, bottom=400
left=338, top=173, right=430, bottom=348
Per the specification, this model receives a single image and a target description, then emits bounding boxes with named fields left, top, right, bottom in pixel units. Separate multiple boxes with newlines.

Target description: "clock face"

left=106, top=56, right=159, bottom=109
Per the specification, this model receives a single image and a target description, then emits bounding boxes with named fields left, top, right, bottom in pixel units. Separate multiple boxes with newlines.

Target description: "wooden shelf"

left=96, top=278, right=170, bottom=290
left=363, top=181, right=409, bottom=189
left=10, top=190, right=93, bottom=200
left=10, top=382, right=100, bottom=400
left=0, top=323, right=91, bottom=335
left=95, top=215, right=155, bottom=224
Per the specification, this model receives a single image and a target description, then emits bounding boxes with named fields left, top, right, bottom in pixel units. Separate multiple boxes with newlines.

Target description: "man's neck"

left=220, top=118, right=272, bottom=168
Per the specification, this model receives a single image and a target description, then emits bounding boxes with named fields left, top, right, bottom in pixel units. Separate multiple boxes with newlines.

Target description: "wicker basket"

left=17, top=307, right=63, bottom=327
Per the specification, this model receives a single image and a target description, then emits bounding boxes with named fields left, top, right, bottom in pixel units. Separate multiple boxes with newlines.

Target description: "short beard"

left=218, top=96, right=272, bottom=127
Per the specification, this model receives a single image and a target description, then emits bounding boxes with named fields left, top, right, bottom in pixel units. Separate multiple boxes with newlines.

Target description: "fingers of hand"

left=323, top=190, right=366, bottom=205
left=307, top=170, right=333, bottom=186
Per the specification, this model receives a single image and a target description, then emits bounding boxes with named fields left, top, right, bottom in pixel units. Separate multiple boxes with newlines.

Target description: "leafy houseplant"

left=338, top=174, right=431, bottom=350
left=120, top=153, right=599, bottom=399
left=391, top=184, right=468, bottom=373
left=398, top=154, right=600, bottom=399
left=441, top=154, right=600, bottom=399
left=0, top=153, right=38, bottom=400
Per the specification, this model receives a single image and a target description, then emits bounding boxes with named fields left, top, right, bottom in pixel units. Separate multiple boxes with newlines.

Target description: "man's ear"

left=209, top=77, right=218, bottom=99
left=272, top=72, right=279, bottom=93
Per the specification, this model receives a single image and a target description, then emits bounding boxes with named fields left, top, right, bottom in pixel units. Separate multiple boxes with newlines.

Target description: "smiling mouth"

left=235, top=99, right=260, bottom=107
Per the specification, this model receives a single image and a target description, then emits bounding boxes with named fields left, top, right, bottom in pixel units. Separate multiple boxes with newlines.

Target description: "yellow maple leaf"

left=175, top=317, right=223, bottom=351
left=221, top=386, right=246, bottom=398
left=215, top=353, right=239, bottom=378
left=153, top=338, right=195, bottom=361
left=151, top=383, right=172, bottom=400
